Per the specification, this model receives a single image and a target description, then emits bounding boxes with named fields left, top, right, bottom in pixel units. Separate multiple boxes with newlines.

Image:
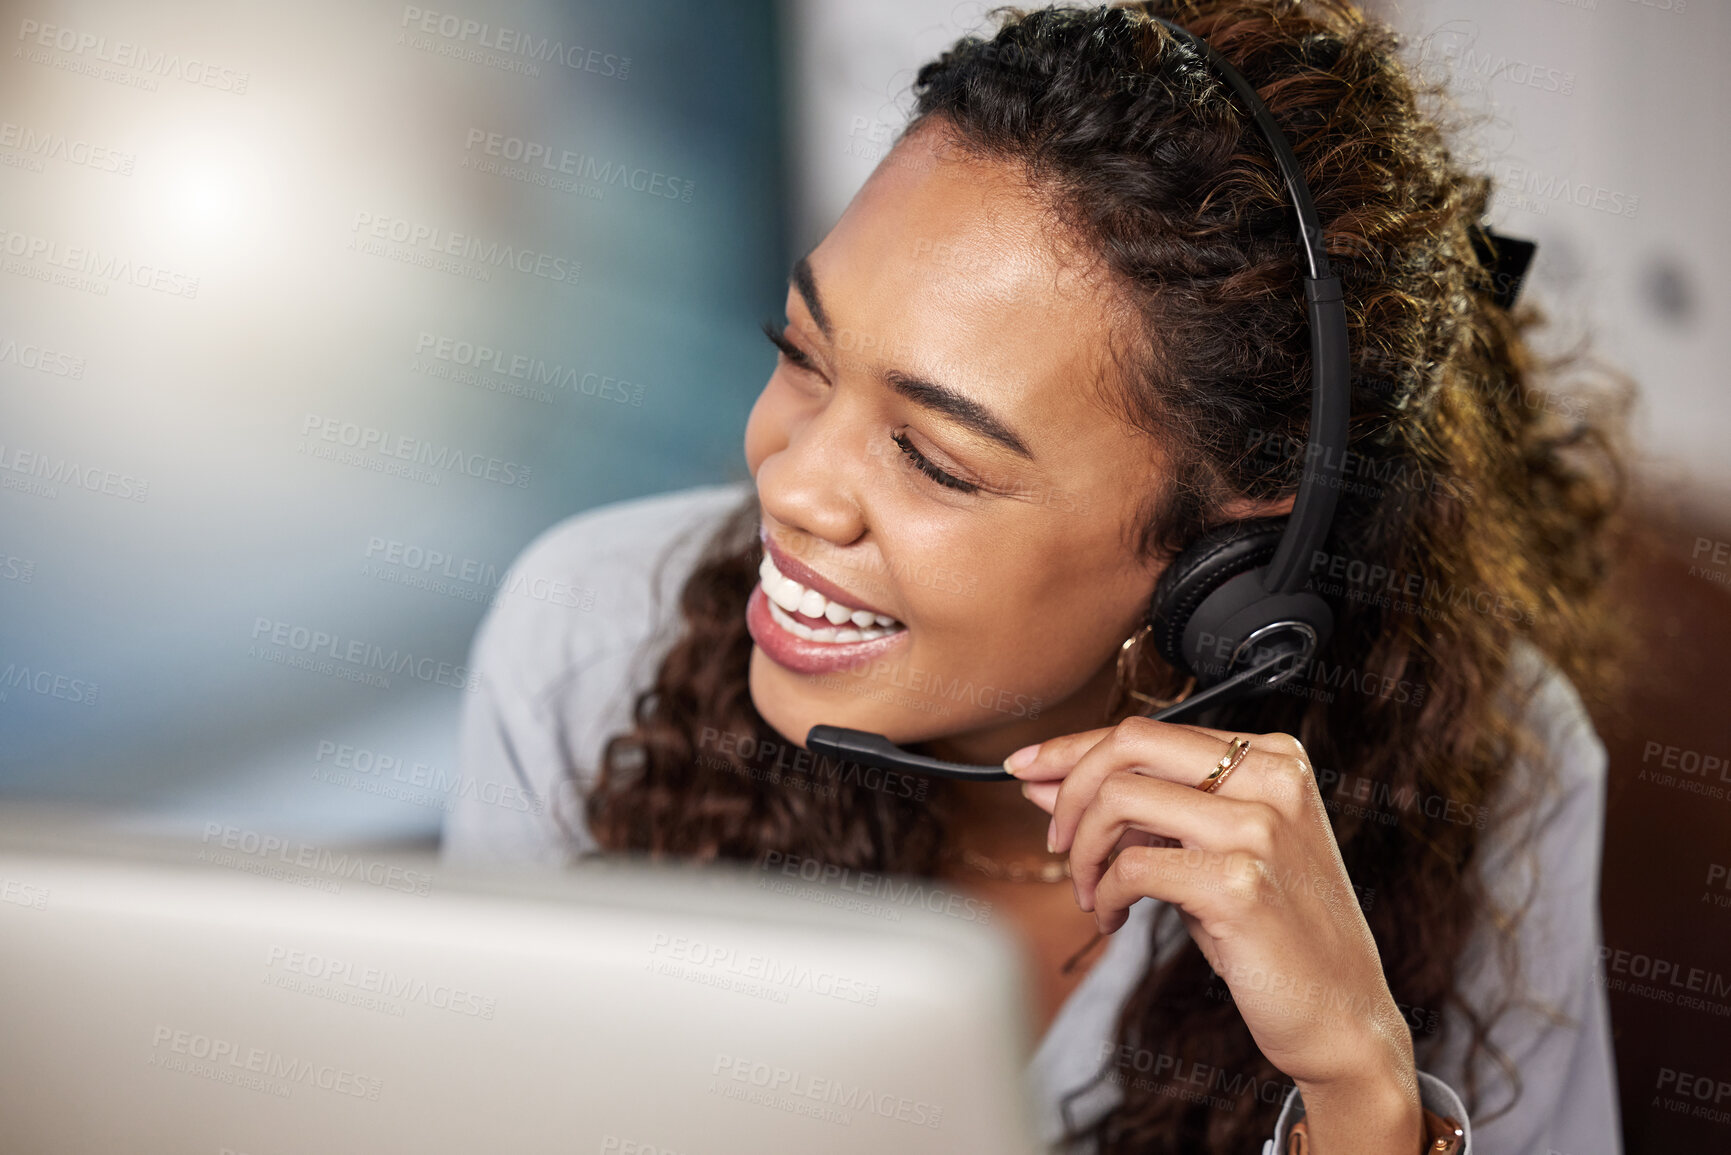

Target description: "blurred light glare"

left=158, top=150, right=259, bottom=247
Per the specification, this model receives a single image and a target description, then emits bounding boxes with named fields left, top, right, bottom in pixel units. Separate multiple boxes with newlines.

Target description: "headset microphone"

left=802, top=16, right=1532, bottom=782
left=807, top=649, right=1299, bottom=780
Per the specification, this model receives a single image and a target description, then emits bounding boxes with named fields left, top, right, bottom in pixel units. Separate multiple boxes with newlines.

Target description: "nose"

left=753, top=399, right=869, bottom=552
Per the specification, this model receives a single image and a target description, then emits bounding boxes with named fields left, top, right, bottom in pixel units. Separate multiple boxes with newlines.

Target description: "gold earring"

left=1111, top=623, right=1196, bottom=716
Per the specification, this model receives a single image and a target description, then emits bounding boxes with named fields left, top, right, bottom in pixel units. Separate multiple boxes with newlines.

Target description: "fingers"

left=1086, top=844, right=1263, bottom=935
left=1007, top=718, right=1227, bottom=783
left=1044, top=721, right=1284, bottom=856
left=1020, top=779, right=1059, bottom=813
left=1004, top=725, right=1115, bottom=782
left=1067, top=772, right=1274, bottom=913
left=1010, top=717, right=1309, bottom=785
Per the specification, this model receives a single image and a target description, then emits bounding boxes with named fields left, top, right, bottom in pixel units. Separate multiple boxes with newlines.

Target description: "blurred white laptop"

left=0, top=809, right=1044, bottom=1155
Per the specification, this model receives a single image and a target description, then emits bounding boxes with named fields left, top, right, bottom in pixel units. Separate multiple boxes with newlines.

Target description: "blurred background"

left=0, top=0, right=788, bottom=839
left=1, top=1, right=1726, bottom=1149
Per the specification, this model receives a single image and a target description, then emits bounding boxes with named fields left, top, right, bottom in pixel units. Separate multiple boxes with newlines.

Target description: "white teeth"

left=756, top=549, right=905, bottom=641
left=767, top=599, right=899, bottom=644
left=769, top=578, right=804, bottom=614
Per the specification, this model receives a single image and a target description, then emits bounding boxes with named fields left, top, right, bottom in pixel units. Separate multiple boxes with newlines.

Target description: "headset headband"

left=1146, top=15, right=1350, bottom=596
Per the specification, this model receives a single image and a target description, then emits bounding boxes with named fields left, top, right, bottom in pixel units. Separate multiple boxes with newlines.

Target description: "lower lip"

left=745, top=583, right=909, bottom=676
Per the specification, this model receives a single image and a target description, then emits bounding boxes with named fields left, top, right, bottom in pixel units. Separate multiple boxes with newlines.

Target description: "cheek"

left=902, top=532, right=1144, bottom=667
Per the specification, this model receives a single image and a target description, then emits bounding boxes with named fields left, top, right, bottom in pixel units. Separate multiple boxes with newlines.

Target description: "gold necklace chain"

left=949, top=845, right=1071, bottom=883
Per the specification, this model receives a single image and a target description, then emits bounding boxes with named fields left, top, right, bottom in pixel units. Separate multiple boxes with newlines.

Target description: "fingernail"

left=1005, top=743, right=1042, bottom=776
left=1019, top=781, right=1033, bottom=800
left=1046, top=817, right=1056, bottom=853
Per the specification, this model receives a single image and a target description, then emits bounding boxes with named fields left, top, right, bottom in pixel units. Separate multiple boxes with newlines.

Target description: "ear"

left=1217, top=492, right=1296, bottom=522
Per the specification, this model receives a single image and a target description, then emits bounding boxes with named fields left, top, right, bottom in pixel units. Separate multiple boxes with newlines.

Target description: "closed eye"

left=761, top=318, right=980, bottom=496
left=760, top=320, right=817, bottom=373
left=893, top=430, right=978, bottom=494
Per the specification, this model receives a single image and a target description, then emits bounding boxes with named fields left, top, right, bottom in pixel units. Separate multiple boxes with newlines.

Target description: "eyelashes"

left=760, top=320, right=813, bottom=371
left=759, top=319, right=980, bottom=496
left=891, top=430, right=977, bottom=493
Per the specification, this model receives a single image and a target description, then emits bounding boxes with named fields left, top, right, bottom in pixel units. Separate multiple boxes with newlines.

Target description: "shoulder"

left=1466, top=637, right=1609, bottom=934
left=472, top=480, right=755, bottom=705
left=1422, top=648, right=1618, bottom=1152
left=1493, top=638, right=1608, bottom=847
left=443, top=481, right=754, bottom=867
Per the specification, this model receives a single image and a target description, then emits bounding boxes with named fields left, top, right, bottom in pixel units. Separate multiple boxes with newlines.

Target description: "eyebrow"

left=883, top=371, right=1033, bottom=460
left=787, top=255, right=1035, bottom=462
left=791, top=255, right=831, bottom=339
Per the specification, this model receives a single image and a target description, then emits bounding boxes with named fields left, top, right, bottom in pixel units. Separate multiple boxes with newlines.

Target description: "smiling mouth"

left=758, top=552, right=905, bottom=643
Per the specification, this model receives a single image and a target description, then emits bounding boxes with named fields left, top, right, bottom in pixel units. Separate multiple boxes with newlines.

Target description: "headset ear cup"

left=1148, top=518, right=1289, bottom=674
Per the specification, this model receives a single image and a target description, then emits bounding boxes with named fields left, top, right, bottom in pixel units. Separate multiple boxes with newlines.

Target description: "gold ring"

left=1196, top=737, right=1252, bottom=793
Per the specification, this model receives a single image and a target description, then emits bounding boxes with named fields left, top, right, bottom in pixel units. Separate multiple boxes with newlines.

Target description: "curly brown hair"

left=581, top=2, right=1631, bottom=1151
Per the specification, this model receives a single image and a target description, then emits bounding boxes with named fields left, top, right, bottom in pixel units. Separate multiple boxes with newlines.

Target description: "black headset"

left=803, top=15, right=1533, bottom=781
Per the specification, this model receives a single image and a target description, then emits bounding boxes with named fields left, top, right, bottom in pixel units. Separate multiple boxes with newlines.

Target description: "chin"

left=747, top=646, right=948, bottom=749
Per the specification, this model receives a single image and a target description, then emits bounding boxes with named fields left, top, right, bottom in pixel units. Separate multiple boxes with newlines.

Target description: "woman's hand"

left=1008, top=716, right=1424, bottom=1153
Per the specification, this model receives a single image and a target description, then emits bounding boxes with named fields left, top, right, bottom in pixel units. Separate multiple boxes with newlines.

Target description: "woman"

left=443, top=2, right=1629, bottom=1152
